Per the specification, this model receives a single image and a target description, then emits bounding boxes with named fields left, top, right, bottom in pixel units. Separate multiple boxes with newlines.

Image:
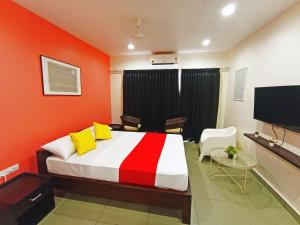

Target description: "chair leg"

left=199, top=153, right=204, bottom=161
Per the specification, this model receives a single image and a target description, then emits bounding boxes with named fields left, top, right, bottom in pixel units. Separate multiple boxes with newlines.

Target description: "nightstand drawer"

left=17, top=191, right=54, bottom=225
left=13, top=182, right=52, bottom=218
left=0, top=173, right=55, bottom=225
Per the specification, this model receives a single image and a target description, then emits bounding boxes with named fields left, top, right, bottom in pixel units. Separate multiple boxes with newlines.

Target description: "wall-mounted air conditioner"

left=150, top=54, right=178, bottom=65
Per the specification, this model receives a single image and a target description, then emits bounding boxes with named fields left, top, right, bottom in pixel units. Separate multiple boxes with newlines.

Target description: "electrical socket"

left=0, top=164, right=19, bottom=177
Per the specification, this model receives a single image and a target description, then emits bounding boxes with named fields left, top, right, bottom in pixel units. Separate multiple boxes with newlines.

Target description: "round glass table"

left=210, top=148, right=257, bottom=193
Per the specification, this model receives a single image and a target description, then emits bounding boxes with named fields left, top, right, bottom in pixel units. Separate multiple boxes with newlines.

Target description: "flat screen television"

left=254, top=85, right=300, bottom=133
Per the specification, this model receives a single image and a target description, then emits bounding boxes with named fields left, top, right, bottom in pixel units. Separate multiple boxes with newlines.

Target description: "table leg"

left=243, top=169, right=248, bottom=192
left=210, top=167, right=250, bottom=194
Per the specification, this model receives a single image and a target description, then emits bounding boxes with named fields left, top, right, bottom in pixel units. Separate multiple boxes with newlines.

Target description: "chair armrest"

left=200, top=135, right=236, bottom=148
left=120, top=116, right=141, bottom=126
left=202, top=129, right=225, bottom=136
left=165, top=117, right=187, bottom=129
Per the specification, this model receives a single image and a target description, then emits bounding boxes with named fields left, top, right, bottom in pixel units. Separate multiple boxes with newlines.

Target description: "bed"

left=36, top=130, right=192, bottom=224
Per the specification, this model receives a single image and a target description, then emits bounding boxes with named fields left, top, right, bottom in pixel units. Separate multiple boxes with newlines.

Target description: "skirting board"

left=251, top=168, right=300, bottom=223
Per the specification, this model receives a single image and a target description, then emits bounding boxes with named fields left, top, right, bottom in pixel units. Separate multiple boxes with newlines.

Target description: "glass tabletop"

left=210, top=148, right=257, bottom=169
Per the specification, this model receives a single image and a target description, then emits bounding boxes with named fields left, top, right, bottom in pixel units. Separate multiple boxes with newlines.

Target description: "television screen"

left=254, top=85, right=300, bottom=132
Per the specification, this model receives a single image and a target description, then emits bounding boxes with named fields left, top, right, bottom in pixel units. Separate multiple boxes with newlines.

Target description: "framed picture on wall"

left=41, top=56, right=81, bottom=95
left=233, top=67, right=248, bottom=101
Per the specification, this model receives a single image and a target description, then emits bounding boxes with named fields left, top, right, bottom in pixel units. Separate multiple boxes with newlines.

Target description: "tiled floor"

left=39, top=143, right=300, bottom=225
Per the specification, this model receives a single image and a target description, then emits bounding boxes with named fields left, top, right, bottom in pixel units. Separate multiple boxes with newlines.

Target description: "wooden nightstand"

left=0, top=173, right=54, bottom=225
left=0, top=203, right=16, bottom=225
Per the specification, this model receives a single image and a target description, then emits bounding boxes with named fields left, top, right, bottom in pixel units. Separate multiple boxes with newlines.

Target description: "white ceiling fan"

left=134, top=19, right=144, bottom=39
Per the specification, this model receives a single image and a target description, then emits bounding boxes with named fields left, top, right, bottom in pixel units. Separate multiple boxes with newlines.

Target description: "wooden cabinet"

left=0, top=173, right=54, bottom=225
left=0, top=203, right=16, bottom=225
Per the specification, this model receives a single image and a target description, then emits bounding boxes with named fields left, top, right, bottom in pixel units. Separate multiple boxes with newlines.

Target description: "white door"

left=110, top=72, right=123, bottom=124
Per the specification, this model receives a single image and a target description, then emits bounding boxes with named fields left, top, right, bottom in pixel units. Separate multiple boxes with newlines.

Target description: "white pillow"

left=41, top=135, right=75, bottom=160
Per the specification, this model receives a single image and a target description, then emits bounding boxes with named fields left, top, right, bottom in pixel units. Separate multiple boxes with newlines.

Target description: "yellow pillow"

left=93, top=122, right=112, bottom=140
left=69, top=129, right=96, bottom=155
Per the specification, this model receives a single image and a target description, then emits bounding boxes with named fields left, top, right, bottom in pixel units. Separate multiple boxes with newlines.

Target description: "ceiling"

left=14, top=0, right=298, bottom=56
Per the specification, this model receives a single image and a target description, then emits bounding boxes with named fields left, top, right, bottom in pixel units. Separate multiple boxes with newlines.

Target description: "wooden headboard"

left=36, top=149, right=53, bottom=174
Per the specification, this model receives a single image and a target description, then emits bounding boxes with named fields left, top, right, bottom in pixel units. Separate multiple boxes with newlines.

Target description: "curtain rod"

left=110, top=67, right=230, bottom=74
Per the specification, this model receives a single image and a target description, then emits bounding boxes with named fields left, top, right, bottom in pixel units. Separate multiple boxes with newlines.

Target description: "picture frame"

left=41, top=56, right=81, bottom=95
left=233, top=67, right=248, bottom=101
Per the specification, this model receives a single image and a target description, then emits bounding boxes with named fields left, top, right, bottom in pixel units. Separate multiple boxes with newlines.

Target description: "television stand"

left=244, top=133, right=300, bottom=169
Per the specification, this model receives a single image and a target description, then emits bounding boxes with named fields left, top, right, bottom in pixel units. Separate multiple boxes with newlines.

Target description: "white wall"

left=111, top=52, right=229, bottom=71
left=110, top=72, right=123, bottom=124
left=110, top=52, right=230, bottom=126
left=225, top=2, right=300, bottom=214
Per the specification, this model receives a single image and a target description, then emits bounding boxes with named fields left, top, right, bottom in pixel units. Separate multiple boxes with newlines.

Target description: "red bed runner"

left=119, top=132, right=167, bottom=186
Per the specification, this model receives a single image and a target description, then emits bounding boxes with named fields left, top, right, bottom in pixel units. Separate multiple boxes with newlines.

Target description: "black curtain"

left=123, top=69, right=179, bottom=130
left=181, top=69, right=220, bottom=142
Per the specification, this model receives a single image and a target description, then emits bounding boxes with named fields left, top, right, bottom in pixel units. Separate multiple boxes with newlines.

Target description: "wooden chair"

left=165, top=117, right=187, bottom=134
left=120, top=115, right=141, bottom=131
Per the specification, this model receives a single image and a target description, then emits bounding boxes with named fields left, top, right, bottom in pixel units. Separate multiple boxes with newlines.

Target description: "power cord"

left=271, top=124, right=278, bottom=142
left=272, top=124, right=286, bottom=146
left=279, top=128, right=286, bottom=146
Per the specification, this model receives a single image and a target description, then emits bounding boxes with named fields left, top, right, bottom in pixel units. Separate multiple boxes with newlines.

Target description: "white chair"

left=199, top=126, right=237, bottom=161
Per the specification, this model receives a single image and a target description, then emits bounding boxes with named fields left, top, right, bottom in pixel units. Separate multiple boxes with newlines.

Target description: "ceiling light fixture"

left=222, top=3, right=236, bottom=17
left=202, top=39, right=210, bottom=47
left=128, top=43, right=135, bottom=50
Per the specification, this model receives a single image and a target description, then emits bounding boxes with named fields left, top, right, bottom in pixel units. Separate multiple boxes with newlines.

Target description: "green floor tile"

left=192, top=197, right=222, bottom=225
left=99, top=206, right=148, bottom=225
left=189, top=172, right=233, bottom=202
left=96, top=222, right=114, bottom=225
left=107, top=199, right=149, bottom=213
left=226, top=175, right=282, bottom=207
left=148, top=206, right=181, bottom=218
left=187, top=160, right=202, bottom=174
left=43, top=214, right=96, bottom=225
left=54, top=196, right=66, bottom=207
left=148, top=213, right=183, bottom=225
left=191, top=199, right=199, bottom=225
left=37, top=213, right=56, bottom=225
left=194, top=198, right=250, bottom=225
left=55, top=197, right=106, bottom=221
left=184, top=144, right=199, bottom=160
left=240, top=203, right=300, bottom=225
left=65, top=193, right=108, bottom=205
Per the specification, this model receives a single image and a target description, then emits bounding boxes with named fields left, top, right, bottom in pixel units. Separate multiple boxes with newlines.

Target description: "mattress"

left=46, top=131, right=188, bottom=191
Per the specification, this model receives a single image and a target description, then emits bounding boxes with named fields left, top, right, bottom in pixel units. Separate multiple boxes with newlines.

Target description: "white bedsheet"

left=46, top=131, right=188, bottom=191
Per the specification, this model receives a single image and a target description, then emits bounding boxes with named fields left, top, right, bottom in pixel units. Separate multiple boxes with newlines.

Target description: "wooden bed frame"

left=36, top=149, right=192, bottom=224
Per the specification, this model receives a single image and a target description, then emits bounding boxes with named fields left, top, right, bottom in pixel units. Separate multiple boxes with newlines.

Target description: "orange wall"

left=0, top=1, right=111, bottom=178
